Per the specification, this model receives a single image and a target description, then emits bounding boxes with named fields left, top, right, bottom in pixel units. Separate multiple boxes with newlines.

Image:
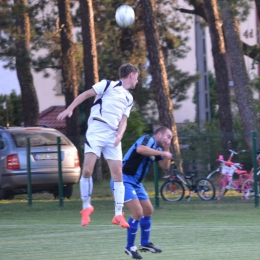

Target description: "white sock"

left=80, top=176, right=93, bottom=210
left=113, top=181, right=125, bottom=216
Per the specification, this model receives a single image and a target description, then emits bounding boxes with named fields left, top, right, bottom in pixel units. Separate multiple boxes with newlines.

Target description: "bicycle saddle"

left=235, top=169, right=252, bottom=178
left=185, top=169, right=197, bottom=179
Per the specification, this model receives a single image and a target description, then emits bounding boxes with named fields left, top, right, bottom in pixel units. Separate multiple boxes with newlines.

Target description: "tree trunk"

left=79, top=0, right=102, bottom=182
left=57, top=0, right=79, bottom=150
left=203, top=0, right=234, bottom=151
left=79, top=0, right=99, bottom=120
left=15, top=0, right=39, bottom=126
left=140, top=0, right=181, bottom=169
left=219, top=0, right=258, bottom=151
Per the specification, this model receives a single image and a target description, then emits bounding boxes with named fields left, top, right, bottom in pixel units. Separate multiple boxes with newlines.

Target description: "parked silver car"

left=0, top=126, right=81, bottom=199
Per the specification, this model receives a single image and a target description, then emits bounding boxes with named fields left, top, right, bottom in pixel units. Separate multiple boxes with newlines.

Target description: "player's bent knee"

left=111, top=171, right=123, bottom=182
left=132, top=211, right=143, bottom=220
left=82, top=168, right=93, bottom=178
left=143, top=207, right=153, bottom=216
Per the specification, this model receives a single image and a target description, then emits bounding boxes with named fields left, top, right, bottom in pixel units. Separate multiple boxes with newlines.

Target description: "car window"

left=0, top=134, right=4, bottom=149
left=10, top=131, right=71, bottom=147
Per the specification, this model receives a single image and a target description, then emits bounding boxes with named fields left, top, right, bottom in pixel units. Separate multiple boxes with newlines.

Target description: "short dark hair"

left=154, top=126, right=171, bottom=135
left=118, top=63, right=140, bottom=79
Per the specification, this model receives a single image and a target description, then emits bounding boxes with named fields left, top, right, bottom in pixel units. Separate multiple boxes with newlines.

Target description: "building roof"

left=39, top=106, right=66, bottom=129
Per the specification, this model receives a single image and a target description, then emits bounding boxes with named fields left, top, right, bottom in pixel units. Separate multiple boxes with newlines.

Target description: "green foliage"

left=121, top=110, right=150, bottom=154
left=0, top=90, right=23, bottom=127
left=178, top=119, right=253, bottom=172
left=178, top=121, right=221, bottom=172
left=156, top=0, right=192, bottom=59
left=208, top=71, right=219, bottom=120
left=249, top=75, right=260, bottom=121
left=228, top=0, right=254, bottom=22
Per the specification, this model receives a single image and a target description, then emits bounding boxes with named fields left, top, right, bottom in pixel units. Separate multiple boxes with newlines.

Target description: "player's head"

left=119, top=63, right=139, bottom=89
left=119, top=63, right=139, bottom=78
left=154, top=126, right=172, bottom=148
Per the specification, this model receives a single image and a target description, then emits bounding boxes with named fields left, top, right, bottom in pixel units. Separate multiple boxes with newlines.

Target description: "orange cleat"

left=80, top=205, right=94, bottom=226
left=112, top=212, right=130, bottom=228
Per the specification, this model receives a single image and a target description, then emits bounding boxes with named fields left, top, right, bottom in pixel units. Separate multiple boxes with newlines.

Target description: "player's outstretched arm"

left=57, top=89, right=96, bottom=121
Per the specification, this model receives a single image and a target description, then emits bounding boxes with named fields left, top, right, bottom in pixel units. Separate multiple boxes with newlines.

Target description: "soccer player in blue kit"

left=57, top=63, right=139, bottom=228
left=112, top=126, right=173, bottom=259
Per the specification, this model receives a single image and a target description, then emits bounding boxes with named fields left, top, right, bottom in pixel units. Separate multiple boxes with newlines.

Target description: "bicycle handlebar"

left=216, top=155, right=243, bottom=169
left=229, top=149, right=247, bottom=155
left=229, top=149, right=238, bottom=155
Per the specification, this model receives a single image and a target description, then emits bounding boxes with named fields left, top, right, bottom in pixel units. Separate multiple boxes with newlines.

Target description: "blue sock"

left=140, top=216, right=151, bottom=246
left=126, top=217, right=139, bottom=249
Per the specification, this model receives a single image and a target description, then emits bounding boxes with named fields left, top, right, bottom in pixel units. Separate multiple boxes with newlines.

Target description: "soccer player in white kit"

left=57, top=63, right=139, bottom=228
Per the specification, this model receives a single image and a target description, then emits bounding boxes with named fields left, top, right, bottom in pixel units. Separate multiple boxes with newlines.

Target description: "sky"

left=0, top=61, right=20, bottom=95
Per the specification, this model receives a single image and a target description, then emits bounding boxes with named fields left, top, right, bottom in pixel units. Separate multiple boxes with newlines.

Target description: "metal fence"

left=1, top=131, right=259, bottom=206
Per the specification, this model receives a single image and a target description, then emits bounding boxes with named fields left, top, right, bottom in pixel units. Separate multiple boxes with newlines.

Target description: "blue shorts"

left=110, top=180, right=149, bottom=202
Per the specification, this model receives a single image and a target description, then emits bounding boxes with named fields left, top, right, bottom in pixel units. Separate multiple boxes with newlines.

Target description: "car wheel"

left=0, top=189, right=14, bottom=200
left=52, top=185, right=73, bottom=199
left=0, top=189, right=5, bottom=200
left=52, top=189, right=59, bottom=199
left=5, top=192, right=14, bottom=200
left=64, top=185, right=73, bottom=199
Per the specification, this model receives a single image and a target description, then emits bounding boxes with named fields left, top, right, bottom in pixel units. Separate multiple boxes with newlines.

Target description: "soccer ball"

left=115, top=5, right=135, bottom=28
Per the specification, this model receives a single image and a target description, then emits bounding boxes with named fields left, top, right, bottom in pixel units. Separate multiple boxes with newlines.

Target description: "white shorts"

left=84, top=119, right=122, bottom=160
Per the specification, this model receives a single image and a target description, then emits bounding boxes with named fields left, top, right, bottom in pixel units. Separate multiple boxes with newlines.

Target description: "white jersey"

left=88, top=79, right=134, bottom=130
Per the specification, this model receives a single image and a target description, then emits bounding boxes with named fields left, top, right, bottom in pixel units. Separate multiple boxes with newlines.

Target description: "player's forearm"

left=136, top=145, right=165, bottom=157
left=117, top=116, right=127, bottom=136
left=159, top=157, right=171, bottom=170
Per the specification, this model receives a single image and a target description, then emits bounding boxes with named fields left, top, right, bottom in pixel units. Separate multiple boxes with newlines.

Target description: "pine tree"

left=140, top=0, right=181, bottom=168
left=0, top=0, right=39, bottom=126
left=57, top=0, right=80, bottom=150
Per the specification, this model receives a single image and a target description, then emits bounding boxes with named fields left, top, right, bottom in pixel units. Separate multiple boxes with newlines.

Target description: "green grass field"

left=1, top=182, right=260, bottom=260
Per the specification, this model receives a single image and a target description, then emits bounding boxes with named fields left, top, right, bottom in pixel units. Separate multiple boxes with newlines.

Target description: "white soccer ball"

left=115, top=5, right=135, bottom=28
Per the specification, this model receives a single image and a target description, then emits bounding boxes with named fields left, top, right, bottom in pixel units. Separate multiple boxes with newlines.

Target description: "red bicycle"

left=206, top=150, right=247, bottom=195
left=217, top=158, right=252, bottom=200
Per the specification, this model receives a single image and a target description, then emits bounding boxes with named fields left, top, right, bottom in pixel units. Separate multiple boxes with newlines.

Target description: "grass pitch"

left=1, top=182, right=260, bottom=260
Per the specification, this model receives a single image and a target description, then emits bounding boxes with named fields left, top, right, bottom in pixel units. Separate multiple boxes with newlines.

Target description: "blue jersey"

left=123, top=134, right=163, bottom=184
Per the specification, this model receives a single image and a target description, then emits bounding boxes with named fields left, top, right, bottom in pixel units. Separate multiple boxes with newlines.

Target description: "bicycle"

left=206, top=149, right=247, bottom=193
left=206, top=150, right=247, bottom=181
left=160, top=161, right=215, bottom=202
left=217, top=157, right=252, bottom=200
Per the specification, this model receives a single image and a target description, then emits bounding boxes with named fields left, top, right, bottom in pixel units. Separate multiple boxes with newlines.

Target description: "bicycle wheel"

left=196, top=178, right=215, bottom=200
left=218, top=177, right=227, bottom=200
left=241, top=178, right=255, bottom=200
left=160, top=180, right=185, bottom=202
